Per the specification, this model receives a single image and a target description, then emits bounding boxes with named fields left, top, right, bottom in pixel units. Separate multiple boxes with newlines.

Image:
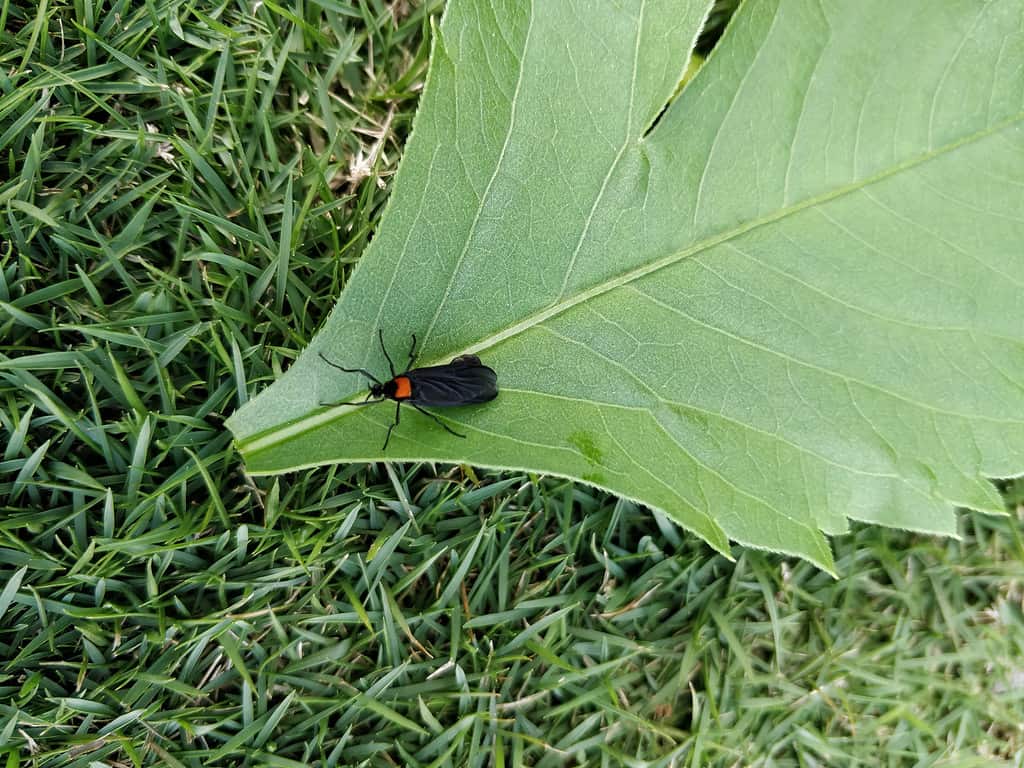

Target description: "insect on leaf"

left=228, top=0, right=1024, bottom=573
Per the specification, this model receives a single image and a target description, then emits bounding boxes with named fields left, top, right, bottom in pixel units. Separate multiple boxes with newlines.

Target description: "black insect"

left=319, top=330, right=498, bottom=450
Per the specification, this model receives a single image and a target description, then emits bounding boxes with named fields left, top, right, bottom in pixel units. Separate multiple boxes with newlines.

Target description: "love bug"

left=319, top=330, right=498, bottom=450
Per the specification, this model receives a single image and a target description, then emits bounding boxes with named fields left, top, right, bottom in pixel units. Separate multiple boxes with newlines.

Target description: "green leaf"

left=228, top=0, right=1024, bottom=572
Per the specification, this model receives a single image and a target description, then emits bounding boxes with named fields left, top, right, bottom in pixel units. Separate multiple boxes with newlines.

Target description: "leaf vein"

left=419, top=1, right=536, bottom=353
left=626, top=283, right=1024, bottom=426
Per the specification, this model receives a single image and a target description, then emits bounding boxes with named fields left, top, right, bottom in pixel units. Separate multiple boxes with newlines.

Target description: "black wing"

left=405, top=357, right=498, bottom=406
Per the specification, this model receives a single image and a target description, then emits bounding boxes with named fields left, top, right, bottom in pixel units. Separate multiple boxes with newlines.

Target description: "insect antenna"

left=318, top=352, right=382, bottom=385
left=377, top=329, right=397, bottom=378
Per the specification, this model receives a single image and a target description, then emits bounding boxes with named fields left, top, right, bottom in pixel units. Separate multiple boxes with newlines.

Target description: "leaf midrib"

left=466, top=110, right=1024, bottom=358
left=238, top=110, right=1023, bottom=455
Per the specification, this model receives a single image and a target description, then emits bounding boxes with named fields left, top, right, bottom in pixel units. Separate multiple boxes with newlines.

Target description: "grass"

left=1, top=0, right=1023, bottom=765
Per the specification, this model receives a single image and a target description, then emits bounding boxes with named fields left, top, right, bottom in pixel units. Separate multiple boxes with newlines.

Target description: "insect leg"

left=318, top=352, right=382, bottom=385
left=378, top=329, right=397, bottom=378
left=382, top=400, right=401, bottom=450
left=320, top=397, right=387, bottom=408
left=410, top=404, right=467, bottom=439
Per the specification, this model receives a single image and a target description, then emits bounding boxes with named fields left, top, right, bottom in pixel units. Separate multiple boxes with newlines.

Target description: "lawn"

left=1, top=0, right=1023, bottom=765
